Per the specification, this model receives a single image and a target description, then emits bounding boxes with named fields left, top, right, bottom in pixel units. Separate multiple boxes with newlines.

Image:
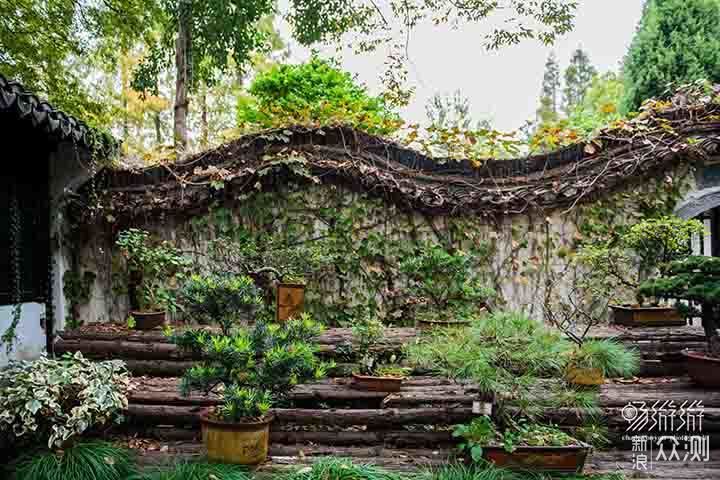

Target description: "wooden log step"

left=130, top=439, right=455, bottom=471
left=588, top=449, right=720, bottom=479
left=126, top=404, right=476, bottom=427
left=129, top=376, right=483, bottom=407
left=601, top=378, right=720, bottom=407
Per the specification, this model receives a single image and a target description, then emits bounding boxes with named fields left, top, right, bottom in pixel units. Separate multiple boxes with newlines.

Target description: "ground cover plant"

left=418, top=463, right=625, bottom=480
left=7, top=441, right=134, bottom=480
left=127, top=461, right=251, bottom=480
left=0, top=352, right=130, bottom=448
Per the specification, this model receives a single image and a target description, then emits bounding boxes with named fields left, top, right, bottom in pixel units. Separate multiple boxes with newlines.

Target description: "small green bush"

left=116, top=229, right=189, bottom=312
left=178, top=274, right=262, bottom=335
left=569, top=340, right=640, bottom=378
left=0, top=353, right=130, bottom=448
left=8, top=441, right=134, bottom=480
left=176, top=314, right=331, bottom=421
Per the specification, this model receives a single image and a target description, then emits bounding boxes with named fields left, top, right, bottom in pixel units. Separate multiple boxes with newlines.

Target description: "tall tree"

left=563, top=48, right=596, bottom=114
left=0, top=0, right=160, bottom=128
left=537, top=52, right=561, bottom=123
left=622, top=0, right=720, bottom=112
left=133, top=0, right=579, bottom=155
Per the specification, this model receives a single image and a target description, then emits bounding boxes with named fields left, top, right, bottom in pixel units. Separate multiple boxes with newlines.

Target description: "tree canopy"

left=622, top=0, right=720, bottom=112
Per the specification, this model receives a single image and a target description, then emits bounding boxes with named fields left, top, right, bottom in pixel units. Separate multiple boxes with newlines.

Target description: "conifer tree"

left=537, top=52, right=561, bottom=123
left=622, top=0, right=720, bottom=111
left=563, top=47, right=596, bottom=114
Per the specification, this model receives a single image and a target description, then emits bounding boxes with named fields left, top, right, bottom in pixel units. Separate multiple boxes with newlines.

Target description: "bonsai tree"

left=178, top=273, right=262, bottom=334
left=175, top=313, right=331, bottom=420
left=400, top=243, right=495, bottom=323
left=577, top=216, right=704, bottom=304
left=640, top=256, right=720, bottom=357
left=352, top=316, right=409, bottom=378
left=116, top=228, right=188, bottom=314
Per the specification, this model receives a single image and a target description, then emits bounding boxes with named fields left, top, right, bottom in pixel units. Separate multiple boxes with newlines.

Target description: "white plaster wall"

left=0, top=302, right=46, bottom=366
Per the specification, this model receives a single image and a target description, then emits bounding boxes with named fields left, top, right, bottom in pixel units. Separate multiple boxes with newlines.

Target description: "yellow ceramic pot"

left=200, top=410, right=273, bottom=465
left=565, top=366, right=605, bottom=386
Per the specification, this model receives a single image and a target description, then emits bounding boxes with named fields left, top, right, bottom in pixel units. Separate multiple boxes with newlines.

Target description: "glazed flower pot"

left=276, top=283, right=305, bottom=322
left=565, top=366, right=605, bottom=386
left=130, top=310, right=167, bottom=330
left=610, top=305, right=685, bottom=327
left=683, top=350, right=720, bottom=388
left=200, top=410, right=274, bottom=465
left=351, top=373, right=403, bottom=392
left=481, top=443, right=591, bottom=473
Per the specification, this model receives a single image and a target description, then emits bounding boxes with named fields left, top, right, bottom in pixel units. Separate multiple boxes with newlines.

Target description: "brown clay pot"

left=610, top=305, right=685, bottom=327
left=481, top=443, right=591, bottom=473
left=683, top=350, right=720, bottom=388
left=276, top=283, right=305, bottom=322
left=351, top=373, right=403, bottom=392
left=130, top=311, right=167, bottom=330
left=200, top=410, right=274, bottom=465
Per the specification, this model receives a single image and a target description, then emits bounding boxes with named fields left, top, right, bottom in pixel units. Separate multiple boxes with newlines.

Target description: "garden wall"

left=68, top=162, right=694, bottom=327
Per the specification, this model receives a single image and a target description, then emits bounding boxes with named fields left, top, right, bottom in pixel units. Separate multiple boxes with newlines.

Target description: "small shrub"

left=116, top=228, right=189, bottom=313
left=453, top=416, right=579, bottom=461
left=8, top=441, right=134, bottom=480
left=352, top=316, right=409, bottom=377
left=568, top=339, right=640, bottom=378
left=178, top=274, right=262, bottom=335
left=175, top=314, right=331, bottom=422
left=400, top=243, right=495, bottom=321
left=0, top=353, right=130, bottom=448
left=127, top=461, right=251, bottom=480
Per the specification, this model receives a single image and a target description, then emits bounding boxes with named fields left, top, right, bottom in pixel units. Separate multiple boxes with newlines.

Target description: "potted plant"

left=453, top=416, right=591, bottom=474
left=565, top=340, right=640, bottom=386
left=116, top=229, right=188, bottom=330
left=640, top=256, right=720, bottom=387
left=577, top=216, right=704, bottom=327
left=400, top=243, right=495, bottom=330
left=174, top=276, right=330, bottom=465
left=543, top=293, right=640, bottom=386
left=350, top=316, right=410, bottom=392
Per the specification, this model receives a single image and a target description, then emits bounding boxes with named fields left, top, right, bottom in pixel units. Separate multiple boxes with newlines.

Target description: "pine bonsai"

left=640, top=256, right=720, bottom=357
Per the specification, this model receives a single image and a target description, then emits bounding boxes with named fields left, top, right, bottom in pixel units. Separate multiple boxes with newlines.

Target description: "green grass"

left=127, top=461, right=251, bottom=480
left=8, top=441, right=134, bottom=480
left=281, top=457, right=406, bottom=480
left=418, top=463, right=625, bottom=480
left=571, top=340, right=640, bottom=378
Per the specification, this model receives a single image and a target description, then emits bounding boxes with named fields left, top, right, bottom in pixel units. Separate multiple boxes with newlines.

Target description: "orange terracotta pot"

left=200, top=410, right=273, bottom=465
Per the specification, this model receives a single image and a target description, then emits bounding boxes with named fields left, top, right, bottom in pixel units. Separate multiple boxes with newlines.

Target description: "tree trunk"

left=702, top=302, right=720, bottom=357
left=200, top=86, right=208, bottom=148
left=154, top=112, right=162, bottom=145
left=174, top=5, right=191, bottom=154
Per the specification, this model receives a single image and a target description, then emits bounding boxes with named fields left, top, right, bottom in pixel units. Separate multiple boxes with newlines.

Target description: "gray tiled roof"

left=0, top=73, right=111, bottom=149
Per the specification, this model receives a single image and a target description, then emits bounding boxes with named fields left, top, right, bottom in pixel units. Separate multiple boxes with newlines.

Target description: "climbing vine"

left=2, top=184, right=23, bottom=352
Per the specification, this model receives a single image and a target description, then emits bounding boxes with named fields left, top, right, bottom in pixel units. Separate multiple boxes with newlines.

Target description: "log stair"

left=56, top=323, right=720, bottom=477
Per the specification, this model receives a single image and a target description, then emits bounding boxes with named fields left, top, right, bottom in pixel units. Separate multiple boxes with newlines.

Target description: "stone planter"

left=610, top=305, right=685, bottom=327
left=565, top=366, right=605, bottom=386
left=200, top=410, right=273, bottom=465
left=481, top=443, right=591, bottom=473
left=683, top=350, right=720, bottom=388
left=130, top=310, right=167, bottom=330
